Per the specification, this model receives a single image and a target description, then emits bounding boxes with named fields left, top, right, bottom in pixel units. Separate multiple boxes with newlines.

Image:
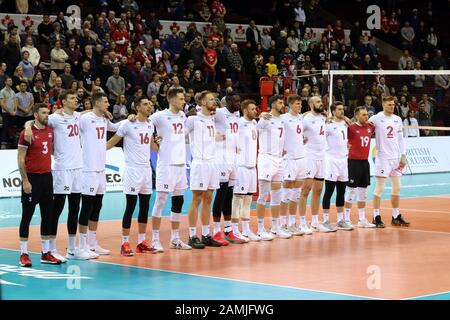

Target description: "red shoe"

left=20, top=253, right=32, bottom=267
left=136, top=240, right=157, bottom=254
left=40, top=252, right=62, bottom=264
left=213, top=232, right=230, bottom=246
left=120, top=242, right=134, bottom=256
left=224, top=231, right=245, bottom=244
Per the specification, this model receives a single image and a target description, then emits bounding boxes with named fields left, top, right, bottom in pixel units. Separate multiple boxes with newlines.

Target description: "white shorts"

left=123, top=166, right=153, bottom=195
left=190, top=159, right=220, bottom=191
left=257, top=154, right=283, bottom=182
left=375, top=157, right=403, bottom=178
left=82, top=171, right=106, bottom=195
left=304, top=158, right=325, bottom=180
left=53, top=168, right=82, bottom=194
left=283, top=158, right=307, bottom=181
left=325, top=157, right=348, bottom=182
left=234, top=166, right=257, bottom=194
left=217, top=162, right=237, bottom=183
left=156, top=164, right=187, bottom=192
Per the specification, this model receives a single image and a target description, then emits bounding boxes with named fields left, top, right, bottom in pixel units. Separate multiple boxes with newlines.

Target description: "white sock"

left=300, top=215, right=307, bottom=227
left=392, top=208, right=400, bottom=219
left=20, top=241, right=28, bottom=254
left=49, top=238, right=56, bottom=251
left=41, top=239, right=49, bottom=253
left=280, top=215, right=287, bottom=226
left=288, top=215, right=296, bottom=227
left=312, top=214, right=319, bottom=224
left=171, top=229, right=180, bottom=241
left=344, top=208, right=351, bottom=221
left=224, top=220, right=232, bottom=233
left=152, top=230, right=159, bottom=241
left=189, top=227, right=197, bottom=238
left=88, top=230, right=96, bottom=248
left=68, top=236, right=76, bottom=251
left=337, top=212, right=344, bottom=222
left=122, top=236, right=129, bottom=244
left=323, top=213, right=330, bottom=223
left=373, top=209, right=380, bottom=218
left=242, top=220, right=250, bottom=234
left=214, top=222, right=221, bottom=234
left=358, top=208, right=366, bottom=221
left=257, top=218, right=265, bottom=232
left=201, top=225, right=210, bottom=237
left=79, top=233, right=87, bottom=250
left=232, top=223, right=239, bottom=234
left=139, top=233, right=146, bottom=244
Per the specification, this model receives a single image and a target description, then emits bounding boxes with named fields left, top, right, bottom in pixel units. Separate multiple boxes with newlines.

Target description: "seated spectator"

left=191, top=69, right=207, bottom=93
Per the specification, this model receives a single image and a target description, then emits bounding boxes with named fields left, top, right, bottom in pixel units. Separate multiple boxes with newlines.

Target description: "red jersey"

left=381, top=16, right=389, bottom=32
left=18, top=125, right=54, bottom=173
left=203, top=48, right=217, bottom=71
left=347, top=123, right=374, bottom=160
left=113, top=30, right=130, bottom=55
left=389, top=19, right=399, bottom=33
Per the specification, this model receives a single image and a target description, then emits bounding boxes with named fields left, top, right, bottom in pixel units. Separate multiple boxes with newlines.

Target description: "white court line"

left=386, top=182, right=450, bottom=189
left=404, top=290, right=450, bottom=300
left=0, top=247, right=380, bottom=300
left=385, top=227, right=450, bottom=236
left=367, top=206, right=450, bottom=214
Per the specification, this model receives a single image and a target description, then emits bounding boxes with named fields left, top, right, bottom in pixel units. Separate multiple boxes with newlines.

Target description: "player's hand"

left=23, top=180, right=32, bottom=194
left=154, top=135, right=162, bottom=144
left=24, top=125, right=33, bottom=144
left=128, top=114, right=137, bottom=122
left=325, top=117, right=332, bottom=124
left=282, top=150, right=287, bottom=156
left=347, top=143, right=352, bottom=150
left=260, top=112, right=271, bottom=120
left=104, top=110, right=113, bottom=120
left=343, top=116, right=352, bottom=125
left=399, top=156, right=407, bottom=170
left=215, top=133, right=226, bottom=141
left=55, top=108, right=64, bottom=116
left=303, top=137, right=308, bottom=144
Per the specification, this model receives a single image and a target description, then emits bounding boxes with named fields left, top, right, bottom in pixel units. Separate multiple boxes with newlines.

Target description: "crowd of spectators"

left=0, top=0, right=449, bottom=149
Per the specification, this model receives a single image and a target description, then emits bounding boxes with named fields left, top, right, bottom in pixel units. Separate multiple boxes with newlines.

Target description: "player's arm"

left=398, top=124, right=407, bottom=168
left=17, top=145, right=32, bottom=194
left=343, top=116, right=353, bottom=126
left=106, top=134, right=122, bottom=150
left=151, top=135, right=160, bottom=150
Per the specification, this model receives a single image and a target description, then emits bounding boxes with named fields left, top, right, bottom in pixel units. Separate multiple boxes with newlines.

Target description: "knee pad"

left=281, top=188, right=290, bottom=203
left=390, top=176, right=401, bottom=196
left=288, top=188, right=299, bottom=202
left=357, top=187, right=368, bottom=202
left=170, top=211, right=181, bottom=222
left=171, top=195, right=184, bottom=214
left=373, top=177, right=387, bottom=197
left=257, top=180, right=271, bottom=205
left=152, top=192, right=169, bottom=218
left=270, top=188, right=282, bottom=206
left=336, top=182, right=346, bottom=207
left=172, top=189, right=184, bottom=197
left=231, top=196, right=242, bottom=220
left=345, top=187, right=357, bottom=203
left=242, top=195, right=252, bottom=219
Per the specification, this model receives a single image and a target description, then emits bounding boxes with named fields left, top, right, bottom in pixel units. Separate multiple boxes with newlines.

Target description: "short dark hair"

left=268, top=94, right=283, bottom=108
left=198, top=90, right=212, bottom=103
left=287, top=95, right=301, bottom=105
left=19, top=81, right=28, bottom=87
left=60, top=89, right=77, bottom=102
left=134, top=96, right=148, bottom=107
left=382, top=96, right=395, bottom=103
left=330, top=101, right=344, bottom=113
left=92, top=92, right=108, bottom=105
left=354, top=106, right=367, bottom=116
left=241, top=99, right=256, bottom=112
left=167, top=87, right=185, bottom=100
left=33, top=103, right=48, bottom=114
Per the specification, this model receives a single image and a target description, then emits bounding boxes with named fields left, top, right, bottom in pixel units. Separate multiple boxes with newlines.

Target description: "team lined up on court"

left=16, top=87, right=410, bottom=267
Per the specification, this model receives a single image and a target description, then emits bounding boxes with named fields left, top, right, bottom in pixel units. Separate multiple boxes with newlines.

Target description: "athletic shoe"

left=287, top=225, right=304, bottom=236
left=345, top=220, right=355, bottom=229
left=201, top=235, right=223, bottom=247
left=300, top=225, right=313, bottom=235
left=272, top=228, right=292, bottom=239
left=257, top=229, right=275, bottom=241
left=86, top=249, right=99, bottom=259
left=391, top=214, right=410, bottom=227
left=40, top=252, right=62, bottom=264
left=224, top=231, right=246, bottom=244
left=20, top=253, right=32, bottom=267
left=241, top=230, right=261, bottom=241
left=311, top=222, right=334, bottom=233
left=188, top=236, right=205, bottom=249
left=136, top=240, right=156, bottom=254
left=170, top=238, right=192, bottom=250
left=357, top=219, right=376, bottom=228
left=323, top=221, right=338, bottom=232
left=336, top=220, right=354, bottom=231
left=151, top=239, right=164, bottom=253
left=120, top=242, right=134, bottom=256
left=66, top=248, right=91, bottom=260
left=280, top=226, right=293, bottom=235
left=213, top=232, right=230, bottom=246
left=372, top=215, right=385, bottom=228
left=51, top=249, right=67, bottom=263
left=234, top=230, right=250, bottom=243
left=91, top=244, right=110, bottom=255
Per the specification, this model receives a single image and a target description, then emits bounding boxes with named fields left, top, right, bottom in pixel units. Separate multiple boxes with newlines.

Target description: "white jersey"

left=214, top=107, right=240, bottom=164
left=185, top=112, right=216, bottom=160
left=80, top=112, right=119, bottom=172
left=237, top=117, right=258, bottom=168
left=257, top=115, right=285, bottom=157
left=302, top=113, right=327, bottom=160
left=369, top=112, right=404, bottom=160
left=325, top=119, right=348, bottom=160
left=48, top=111, right=83, bottom=170
left=116, top=119, right=154, bottom=168
left=280, top=113, right=305, bottom=159
left=150, top=109, right=186, bottom=165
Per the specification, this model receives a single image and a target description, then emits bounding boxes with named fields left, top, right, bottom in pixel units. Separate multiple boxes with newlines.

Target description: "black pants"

left=20, top=173, right=53, bottom=238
